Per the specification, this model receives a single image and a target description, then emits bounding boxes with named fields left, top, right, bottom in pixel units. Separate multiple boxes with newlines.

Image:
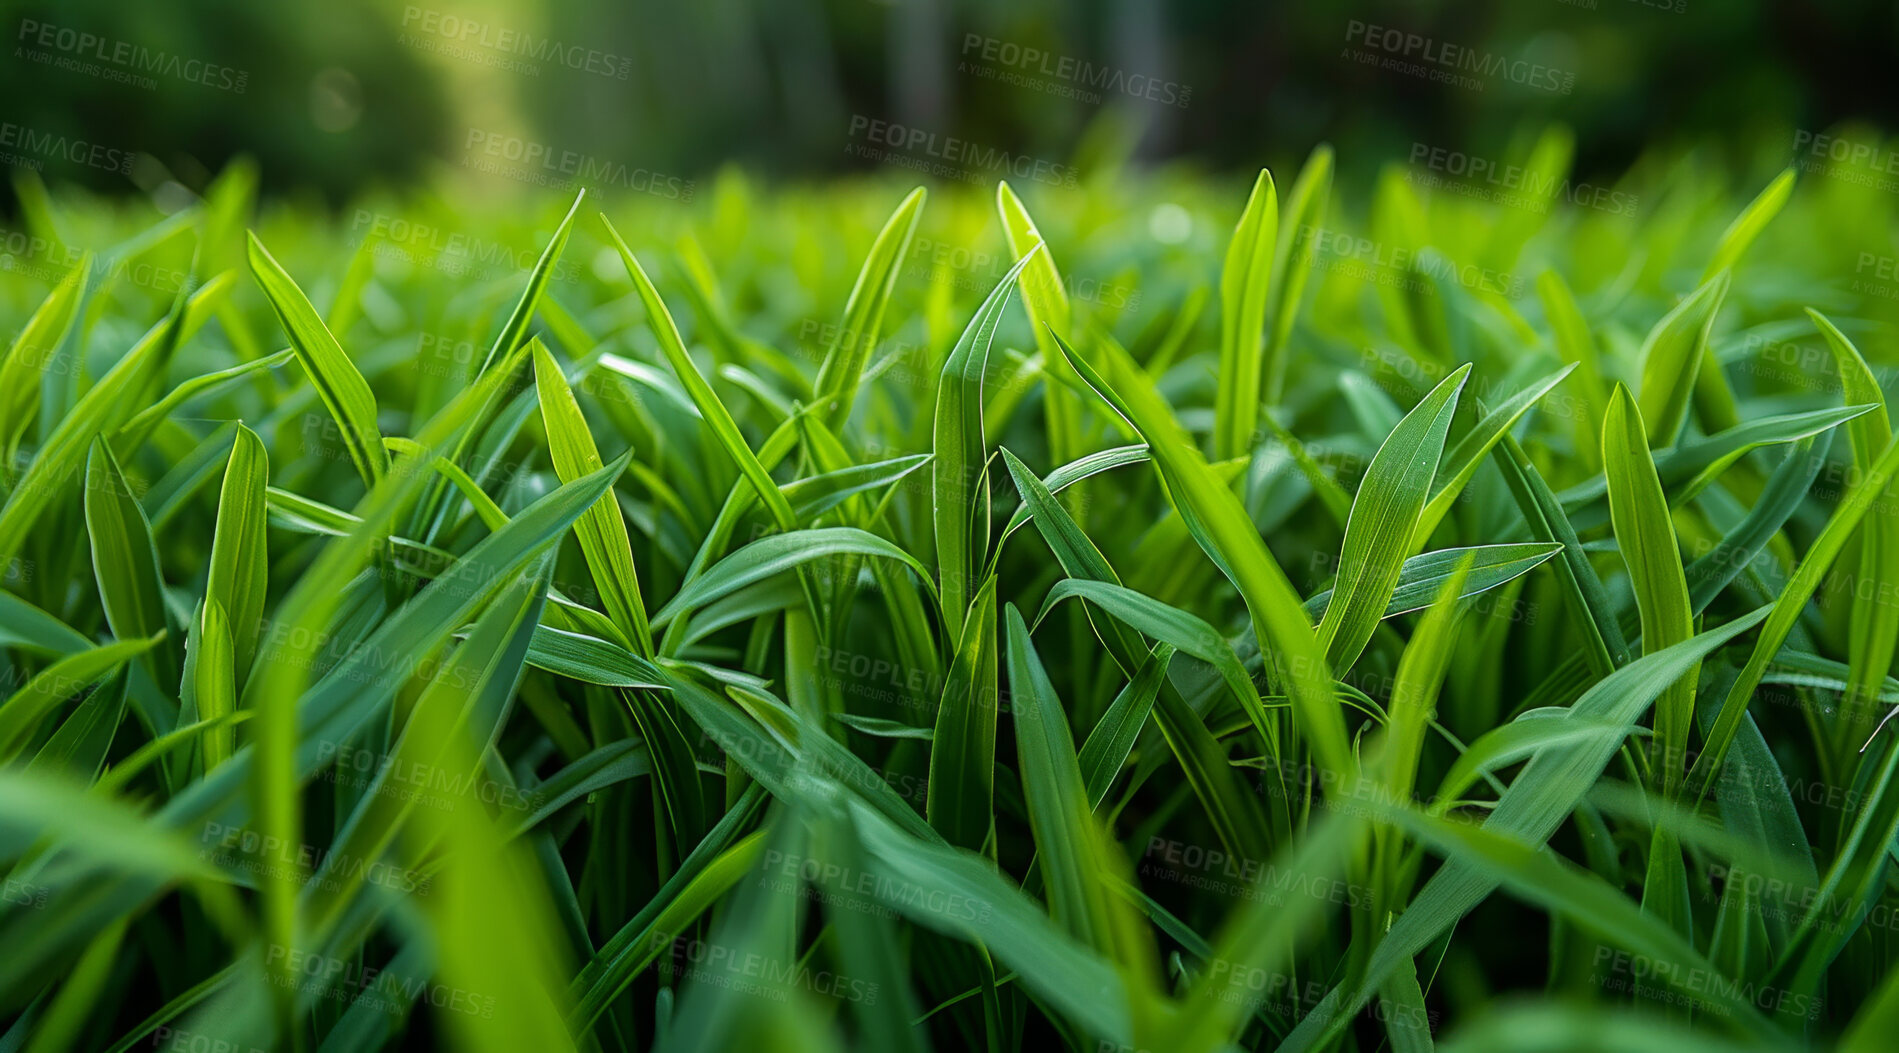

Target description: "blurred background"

left=2, top=0, right=1897, bottom=205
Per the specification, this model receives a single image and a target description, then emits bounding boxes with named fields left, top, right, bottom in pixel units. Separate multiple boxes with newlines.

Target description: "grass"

left=2, top=131, right=1899, bottom=1052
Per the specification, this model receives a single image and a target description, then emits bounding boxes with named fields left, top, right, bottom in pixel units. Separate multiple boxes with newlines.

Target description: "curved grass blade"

left=1279, top=607, right=1771, bottom=1052
left=1636, top=273, right=1729, bottom=448
left=998, top=183, right=1079, bottom=465
left=567, top=792, right=767, bottom=1033
left=524, top=626, right=668, bottom=689
left=533, top=340, right=653, bottom=655
left=1262, top=144, right=1332, bottom=407
left=652, top=526, right=934, bottom=628
left=1318, top=363, right=1469, bottom=672
left=1215, top=169, right=1277, bottom=460
left=0, top=591, right=91, bottom=656
left=1692, top=429, right=1899, bottom=798
left=1414, top=364, right=1577, bottom=547
left=1035, top=578, right=1269, bottom=746
left=1004, top=602, right=1157, bottom=986
left=998, top=444, right=1150, bottom=547
left=1701, top=168, right=1794, bottom=283
left=848, top=796, right=1131, bottom=1046
left=999, top=437, right=1276, bottom=857
left=1495, top=432, right=1629, bottom=677
left=83, top=439, right=174, bottom=689
left=112, top=350, right=293, bottom=456
left=598, top=215, right=797, bottom=533
left=247, top=232, right=387, bottom=487
left=1377, top=803, right=1776, bottom=1033
left=481, top=189, right=586, bottom=373
left=1077, top=643, right=1174, bottom=809
left=929, top=575, right=999, bottom=852
left=1808, top=309, right=1897, bottom=751
left=0, top=275, right=230, bottom=567
left=1050, top=328, right=1351, bottom=784
left=1601, top=386, right=1695, bottom=797
left=814, top=187, right=925, bottom=423
left=204, top=425, right=269, bottom=686
left=0, top=252, right=88, bottom=462
left=1302, top=542, right=1560, bottom=621
left=934, top=247, right=1039, bottom=640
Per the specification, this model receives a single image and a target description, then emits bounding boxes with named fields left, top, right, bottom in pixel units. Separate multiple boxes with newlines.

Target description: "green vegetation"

left=2, top=135, right=1899, bottom=1051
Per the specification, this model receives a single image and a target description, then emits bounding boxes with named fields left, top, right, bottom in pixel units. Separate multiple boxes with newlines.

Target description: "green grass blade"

left=1050, top=328, right=1351, bottom=784
left=814, top=187, right=926, bottom=423
left=1494, top=433, right=1629, bottom=676
left=1302, top=542, right=1561, bottom=621
left=1414, top=364, right=1577, bottom=547
left=933, top=247, right=1039, bottom=641
left=929, top=575, right=999, bottom=852
left=1077, top=643, right=1174, bottom=809
left=204, top=425, right=269, bottom=687
left=1262, top=144, right=1332, bottom=407
left=183, top=599, right=237, bottom=773
left=1808, top=309, right=1897, bottom=750
left=0, top=252, right=88, bottom=461
left=599, top=214, right=797, bottom=533
left=1701, top=168, right=1795, bottom=283
left=997, top=183, right=1080, bottom=465
left=1636, top=273, right=1729, bottom=448
left=0, top=276, right=229, bottom=567
left=1279, top=607, right=1770, bottom=1051
left=1601, top=386, right=1695, bottom=797
left=1691, top=428, right=1899, bottom=799
left=533, top=339, right=654, bottom=655
left=247, top=232, right=387, bottom=487
left=83, top=439, right=174, bottom=689
left=1317, top=364, right=1469, bottom=672
left=481, top=189, right=586, bottom=373
left=1215, top=169, right=1277, bottom=460
left=652, top=526, right=934, bottom=628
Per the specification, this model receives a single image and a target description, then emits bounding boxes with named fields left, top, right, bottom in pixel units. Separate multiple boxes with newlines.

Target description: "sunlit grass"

left=1, top=135, right=1897, bottom=1052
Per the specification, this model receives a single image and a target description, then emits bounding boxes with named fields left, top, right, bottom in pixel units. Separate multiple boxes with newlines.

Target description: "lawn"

left=1, top=135, right=1897, bottom=1051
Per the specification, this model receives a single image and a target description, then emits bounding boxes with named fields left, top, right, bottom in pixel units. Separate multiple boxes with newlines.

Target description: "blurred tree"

left=0, top=0, right=450, bottom=203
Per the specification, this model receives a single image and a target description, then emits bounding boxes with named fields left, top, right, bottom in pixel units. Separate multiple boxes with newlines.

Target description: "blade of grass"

left=1215, top=169, right=1277, bottom=460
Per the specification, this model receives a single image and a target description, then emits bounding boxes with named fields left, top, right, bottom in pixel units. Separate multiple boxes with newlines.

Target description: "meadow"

left=2, top=129, right=1899, bottom=1051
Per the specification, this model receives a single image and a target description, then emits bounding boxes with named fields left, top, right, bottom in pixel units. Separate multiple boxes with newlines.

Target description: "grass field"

left=4, top=132, right=1899, bottom=1051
